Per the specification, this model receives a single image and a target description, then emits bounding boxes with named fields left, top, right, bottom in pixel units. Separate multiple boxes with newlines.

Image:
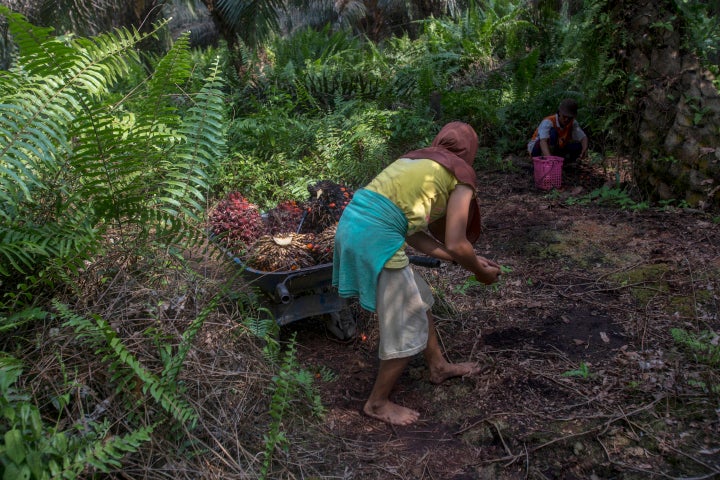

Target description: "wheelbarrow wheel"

left=325, top=308, right=356, bottom=340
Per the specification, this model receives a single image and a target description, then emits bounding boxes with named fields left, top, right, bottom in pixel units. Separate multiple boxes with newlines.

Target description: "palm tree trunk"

left=615, top=0, right=720, bottom=208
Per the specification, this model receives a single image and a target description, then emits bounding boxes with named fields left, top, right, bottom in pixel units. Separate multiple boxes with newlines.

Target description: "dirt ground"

left=274, top=156, right=720, bottom=479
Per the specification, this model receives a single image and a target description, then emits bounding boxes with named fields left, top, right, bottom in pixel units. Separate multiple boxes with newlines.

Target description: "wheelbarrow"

left=222, top=243, right=440, bottom=340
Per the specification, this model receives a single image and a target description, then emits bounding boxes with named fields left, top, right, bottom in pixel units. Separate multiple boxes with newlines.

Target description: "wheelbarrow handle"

left=408, top=255, right=441, bottom=268
left=276, top=282, right=292, bottom=304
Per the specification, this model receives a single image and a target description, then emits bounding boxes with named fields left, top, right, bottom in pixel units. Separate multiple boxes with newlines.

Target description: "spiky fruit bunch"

left=247, top=233, right=316, bottom=272
left=312, top=224, right=336, bottom=264
left=302, top=180, right=353, bottom=233
left=266, top=200, right=306, bottom=235
left=209, top=192, right=267, bottom=253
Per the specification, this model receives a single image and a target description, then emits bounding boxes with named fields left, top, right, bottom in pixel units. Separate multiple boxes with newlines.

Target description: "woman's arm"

left=444, top=185, right=501, bottom=284
left=407, top=184, right=501, bottom=284
left=406, top=230, right=454, bottom=261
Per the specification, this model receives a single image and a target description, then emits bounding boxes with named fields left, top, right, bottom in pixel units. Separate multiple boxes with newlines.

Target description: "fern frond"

left=78, top=423, right=154, bottom=474
left=55, top=301, right=198, bottom=427
left=162, top=295, right=219, bottom=383
left=0, top=307, right=46, bottom=332
left=53, top=422, right=154, bottom=478
left=154, top=57, right=226, bottom=225
left=0, top=220, right=94, bottom=276
left=1, top=10, right=224, bottom=280
left=0, top=13, right=159, bottom=204
left=0, top=353, right=154, bottom=479
left=0, top=7, right=54, bottom=56
left=145, top=32, right=193, bottom=129
left=0, top=81, right=74, bottom=204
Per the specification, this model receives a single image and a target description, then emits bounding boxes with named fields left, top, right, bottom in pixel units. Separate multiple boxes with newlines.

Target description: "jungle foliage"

left=213, top=0, right=718, bottom=209
left=0, top=6, right=227, bottom=478
left=218, top=0, right=572, bottom=207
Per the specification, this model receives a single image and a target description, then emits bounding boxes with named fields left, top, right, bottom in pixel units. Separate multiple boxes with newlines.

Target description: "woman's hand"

left=474, top=256, right=501, bottom=285
left=409, top=186, right=503, bottom=284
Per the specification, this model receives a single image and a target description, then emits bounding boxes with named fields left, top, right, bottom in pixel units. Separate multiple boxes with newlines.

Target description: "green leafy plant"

left=240, top=292, right=326, bottom=480
left=243, top=311, right=282, bottom=360
left=454, top=265, right=512, bottom=294
left=0, top=353, right=154, bottom=479
left=0, top=7, right=226, bottom=290
left=674, top=0, right=720, bottom=66
left=671, top=328, right=720, bottom=367
left=658, top=198, right=691, bottom=211
left=0, top=14, right=232, bottom=475
left=55, top=301, right=198, bottom=427
left=671, top=328, right=720, bottom=396
left=565, top=185, right=649, bottom=210
left=260, top=333, right=325, bottom=479
left=454, top=276, right=483, bottom=295
left=684, top=94, right=713, bottom=126
left=314, top=365, right=338, bottom=383
left=0, top=12, right=231, bottom=474
left=562, top=361, right=592, bottom=379
left=162, top=295, right=221, bottom=384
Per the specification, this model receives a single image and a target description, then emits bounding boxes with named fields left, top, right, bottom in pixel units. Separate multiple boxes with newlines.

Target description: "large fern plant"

left=0, top=7, right=226, bottom=285
left=0, top=8, right=227, bottom=477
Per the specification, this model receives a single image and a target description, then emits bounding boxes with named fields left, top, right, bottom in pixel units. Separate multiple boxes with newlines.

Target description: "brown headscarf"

left=401, top=122, right=482, bottom=244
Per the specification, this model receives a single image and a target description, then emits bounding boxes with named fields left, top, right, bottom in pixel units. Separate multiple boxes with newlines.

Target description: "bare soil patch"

left=274, top=156, right=720, bottom=479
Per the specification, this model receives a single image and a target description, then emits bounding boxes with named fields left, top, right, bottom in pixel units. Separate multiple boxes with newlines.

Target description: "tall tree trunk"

left=614, top=0, right=720, bottom=209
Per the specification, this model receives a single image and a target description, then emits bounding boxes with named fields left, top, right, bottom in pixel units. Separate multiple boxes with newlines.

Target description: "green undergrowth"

left=607, top=263, right=672, bottom=306
left=0, top=8, right=229, bottom=478
left=242, top=316, right=326, bottom=479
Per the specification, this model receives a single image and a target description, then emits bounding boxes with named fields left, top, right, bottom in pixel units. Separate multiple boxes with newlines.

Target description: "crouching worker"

left=528, top=98, right=588, bottom=164
left=332, top=122, right=502, bottom=426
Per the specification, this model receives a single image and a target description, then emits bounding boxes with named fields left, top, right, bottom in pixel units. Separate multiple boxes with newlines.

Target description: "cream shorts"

left=376, top=265, right=435, bottom=360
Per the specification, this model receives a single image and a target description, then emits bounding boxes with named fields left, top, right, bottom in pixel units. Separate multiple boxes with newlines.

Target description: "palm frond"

left=1, top=8, right=225, bottom=279
left=215, top=0, right=284, bottom=47
left=155, top=59, right=226, bottom=225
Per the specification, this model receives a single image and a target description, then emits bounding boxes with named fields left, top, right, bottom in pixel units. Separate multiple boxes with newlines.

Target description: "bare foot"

left=429, top=361, right=480, bottom=384
left=363, top=400, right=420, bottom=426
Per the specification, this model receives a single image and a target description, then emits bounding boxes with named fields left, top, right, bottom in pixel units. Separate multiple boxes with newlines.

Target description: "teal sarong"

left=332, top=189, right=408, bottom=312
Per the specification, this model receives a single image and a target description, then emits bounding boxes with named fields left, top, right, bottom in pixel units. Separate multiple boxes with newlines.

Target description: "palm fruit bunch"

left=246, top=233, right=316, bottom=271
left=209, top=192, right=267, bottom=252
left=311, top=224, right=336, bottom=264
left=302, top=180, right=353, bottom=233
left=266, top=199, right=305, bottom=235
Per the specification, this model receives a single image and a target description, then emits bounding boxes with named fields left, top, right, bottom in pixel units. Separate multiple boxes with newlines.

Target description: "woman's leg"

left=366, top=267, right=426, bottom=425
left=364, top=356, right=419, bottom=425
left=424, top=312, right=481, bottom=384
left=365, top=268, right=479, bottom=425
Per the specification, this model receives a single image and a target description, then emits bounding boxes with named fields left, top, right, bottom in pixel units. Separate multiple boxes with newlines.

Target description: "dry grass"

left=7, top=237, right=291, bottom=479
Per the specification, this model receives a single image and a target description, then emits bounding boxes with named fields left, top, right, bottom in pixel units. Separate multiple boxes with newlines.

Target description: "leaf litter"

left=278, top=156, right=720, bottom=479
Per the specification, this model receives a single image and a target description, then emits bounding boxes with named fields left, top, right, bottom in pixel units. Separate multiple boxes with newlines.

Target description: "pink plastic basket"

left=533, top=156, right=563, bottom=190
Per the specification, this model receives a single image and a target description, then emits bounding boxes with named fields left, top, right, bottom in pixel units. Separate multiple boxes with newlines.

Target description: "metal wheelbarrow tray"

left=238, top=260, right=348, bottom=328
left=215, top=234, right=440, bottom=339
left=218, top=242, right=356, bottom=339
